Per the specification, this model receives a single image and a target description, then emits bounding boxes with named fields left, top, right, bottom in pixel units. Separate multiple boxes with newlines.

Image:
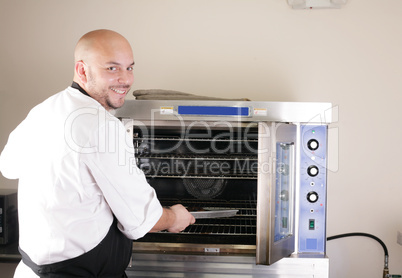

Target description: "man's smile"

left=111, top=87, right=128, bottom=95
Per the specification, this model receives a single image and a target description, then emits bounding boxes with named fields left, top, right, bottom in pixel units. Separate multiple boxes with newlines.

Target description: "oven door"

left=256, top=122, right=297, bottom=265
left=121, top=117, right=297, bottom=266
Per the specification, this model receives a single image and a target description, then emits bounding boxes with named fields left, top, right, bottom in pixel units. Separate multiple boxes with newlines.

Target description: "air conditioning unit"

left=288, top=0, right=347, bottom=9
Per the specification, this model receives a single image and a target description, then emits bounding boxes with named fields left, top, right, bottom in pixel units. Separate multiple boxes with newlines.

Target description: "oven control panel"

left=298, top=125, right=327, bottom=254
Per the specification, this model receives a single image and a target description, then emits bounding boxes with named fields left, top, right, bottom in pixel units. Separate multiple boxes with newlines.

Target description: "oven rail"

left=156, top=199, right=256, bottom=236
left=137, top=154, right=258, bottom=179
left=133, top=137, right=258, bottom=143
left=145, top=175, right=256, bottom=179
left=136, top=153, right=257, bottom=161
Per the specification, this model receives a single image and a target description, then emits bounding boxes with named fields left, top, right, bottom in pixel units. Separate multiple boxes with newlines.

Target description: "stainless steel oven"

left=115, top=100, right=332, bottom=277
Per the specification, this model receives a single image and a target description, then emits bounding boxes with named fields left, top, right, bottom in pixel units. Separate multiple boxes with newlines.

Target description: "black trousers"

left=19, top=217, right=133, bottom=278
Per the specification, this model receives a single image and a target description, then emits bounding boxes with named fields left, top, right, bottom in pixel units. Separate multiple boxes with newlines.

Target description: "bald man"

left=0, top=29, right=195, bottom=278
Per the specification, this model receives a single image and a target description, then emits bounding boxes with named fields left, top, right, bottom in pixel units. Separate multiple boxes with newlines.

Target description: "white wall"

left=1, top=0, right=401, bottom=277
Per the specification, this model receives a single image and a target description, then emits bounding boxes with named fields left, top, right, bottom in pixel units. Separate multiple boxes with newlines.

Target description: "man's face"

left=85, top=44, right=134, bottom=110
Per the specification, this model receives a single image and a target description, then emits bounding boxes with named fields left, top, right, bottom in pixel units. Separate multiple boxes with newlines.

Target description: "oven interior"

left=133, top=123, right=259, bottom=248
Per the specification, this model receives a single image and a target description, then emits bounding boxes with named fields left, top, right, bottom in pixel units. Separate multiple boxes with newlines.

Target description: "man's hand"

left=166, top=204, right=196, bottom=233
left=150, top=204, right=196, bottom=233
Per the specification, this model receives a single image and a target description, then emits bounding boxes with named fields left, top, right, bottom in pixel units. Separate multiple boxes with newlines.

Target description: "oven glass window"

left=274, top=142, right=294, bottom=242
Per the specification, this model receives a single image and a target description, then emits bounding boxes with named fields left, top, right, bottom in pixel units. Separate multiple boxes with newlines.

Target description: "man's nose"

left=118, top=70, right=134, bottom=85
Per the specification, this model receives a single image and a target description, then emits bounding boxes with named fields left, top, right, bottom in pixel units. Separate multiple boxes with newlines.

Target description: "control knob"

left=307, top=165, right=319, bottom=177
left=307, top=191, right=319, bottom=203
left=307, top=139, right=319, bottom=151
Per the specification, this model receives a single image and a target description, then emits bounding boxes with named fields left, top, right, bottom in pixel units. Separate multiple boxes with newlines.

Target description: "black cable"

left=327, top=232, right=389, bottom=277
left=327, top=232, right=388, bottom=256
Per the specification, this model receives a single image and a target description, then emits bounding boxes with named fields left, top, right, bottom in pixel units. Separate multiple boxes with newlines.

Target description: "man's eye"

left=127, top=67, right=134, bottom=71
left=108, top=67, right=117, bottom=71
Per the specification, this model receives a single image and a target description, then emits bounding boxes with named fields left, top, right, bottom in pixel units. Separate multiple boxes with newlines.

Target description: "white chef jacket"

left=0, top=87, right=163, bottom=271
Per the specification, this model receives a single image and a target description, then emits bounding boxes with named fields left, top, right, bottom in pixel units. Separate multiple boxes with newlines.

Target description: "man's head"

left=73, top=29, right=134, bottom=110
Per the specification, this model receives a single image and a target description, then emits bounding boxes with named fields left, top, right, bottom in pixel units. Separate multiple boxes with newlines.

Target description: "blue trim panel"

left=178, top=106, right=249, bottom=116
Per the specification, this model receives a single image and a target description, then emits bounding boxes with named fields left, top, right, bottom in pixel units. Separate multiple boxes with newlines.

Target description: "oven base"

left=126, top=253, right=329, bottom=278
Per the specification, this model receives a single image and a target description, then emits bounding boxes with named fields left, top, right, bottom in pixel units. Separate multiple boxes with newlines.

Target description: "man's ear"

left=75, top=61, right=88, bottom=84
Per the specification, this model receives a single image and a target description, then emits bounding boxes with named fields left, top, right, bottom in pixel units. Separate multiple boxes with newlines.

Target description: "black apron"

left=19, top=217, right=133, bottom=278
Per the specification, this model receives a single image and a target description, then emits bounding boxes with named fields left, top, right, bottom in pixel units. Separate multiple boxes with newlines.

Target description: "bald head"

left=74, top=29, right=132, bottom=64
left=73, top=30, right=135, bottom=110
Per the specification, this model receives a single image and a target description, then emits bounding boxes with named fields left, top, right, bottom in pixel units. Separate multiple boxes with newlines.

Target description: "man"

left=0, top=29, right=195, bottom=277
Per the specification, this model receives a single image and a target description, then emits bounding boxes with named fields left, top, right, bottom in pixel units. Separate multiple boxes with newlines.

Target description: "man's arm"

left=150, top=204, right=196, bottom=233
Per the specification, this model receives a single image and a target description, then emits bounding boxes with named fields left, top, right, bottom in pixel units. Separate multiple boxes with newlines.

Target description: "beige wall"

left=1, top=0, right=401, bottom=277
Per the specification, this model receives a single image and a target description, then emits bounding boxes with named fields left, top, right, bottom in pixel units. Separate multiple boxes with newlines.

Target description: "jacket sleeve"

left=0, top=118, right=30, bottom=180
left=79, top=116, right=163, bottom=240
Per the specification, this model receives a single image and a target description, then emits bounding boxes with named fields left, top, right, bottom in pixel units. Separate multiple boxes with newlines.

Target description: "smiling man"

left=73, top=30, right=134, bottom=110
left=0, top=29, right=195, bottom=278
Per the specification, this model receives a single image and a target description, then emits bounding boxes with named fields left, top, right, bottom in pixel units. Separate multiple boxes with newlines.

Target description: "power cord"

left=327, top=232, right=400, bottom=278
